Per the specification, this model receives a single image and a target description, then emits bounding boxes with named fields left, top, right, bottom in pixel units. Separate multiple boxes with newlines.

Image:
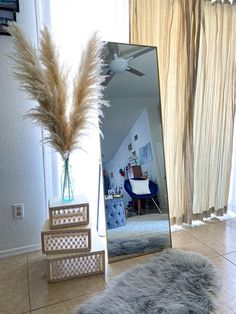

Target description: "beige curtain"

left=193, top=2, right=236, bottom=218
left=208, top=0, right=235, bottom=4
left=130, top=0, right=236, bottom=224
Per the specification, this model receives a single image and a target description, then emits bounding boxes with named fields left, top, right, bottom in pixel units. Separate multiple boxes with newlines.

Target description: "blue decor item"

left=139, top=142, right=153, bottom=165
left=105, top=197, right=126, bottom=229
left=61, top=156, right=74, bottom=202
left=124, top=178, right=161, bottom=215
left=124, top=178, right=158, bottom=199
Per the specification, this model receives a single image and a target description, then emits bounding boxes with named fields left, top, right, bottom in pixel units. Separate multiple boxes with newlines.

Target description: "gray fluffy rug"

left=77, top=249, right=220, bottom=314
left=108, top=233, right=170, bottom=258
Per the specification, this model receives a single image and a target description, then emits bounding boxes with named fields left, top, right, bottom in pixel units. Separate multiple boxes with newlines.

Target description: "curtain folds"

left=130, top=0, right=236, bottom=224
left=193, top=2, right=236, bottom=218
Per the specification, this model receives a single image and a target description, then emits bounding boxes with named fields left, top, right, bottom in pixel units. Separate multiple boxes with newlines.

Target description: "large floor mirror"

left=101, top=42, right=172, bottom=262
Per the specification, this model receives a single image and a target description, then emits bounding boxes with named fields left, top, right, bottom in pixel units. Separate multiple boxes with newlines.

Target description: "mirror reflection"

left=101, top=42, right=172, bottom=262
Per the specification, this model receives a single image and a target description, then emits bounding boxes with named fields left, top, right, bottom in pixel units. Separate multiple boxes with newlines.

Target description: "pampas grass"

left=8, top=22, right=107, bottom=159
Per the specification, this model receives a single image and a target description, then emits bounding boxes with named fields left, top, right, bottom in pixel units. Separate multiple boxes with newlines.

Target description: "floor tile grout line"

left=224, top=222, right=236, bottom=230
left=200, top=220, right=236, bottom=232
left=2, top=221, right=236, bottom=313
left=174, top=227, right=236, bottom=268
left=26, top=253, right=33, bottom=312
left=221, top=254, right=236, bottom=267
left=223, top=250, right=236, bottom=256
left=221, top=220, right=236, bottom=229
left=221, top=249, right=236, bottom=266
left=178, top=227, right=225, bottom=257
left=184, top=221, right=236, bottom=250
left=211, top=249, right=236, bottom=269
left=186, top=232, right=223, bottom=256
left=29, top=287, right=106, bottom=312
left=5, top=221, right=235, bottom=312
left=193, top=240, right=232, bottom=260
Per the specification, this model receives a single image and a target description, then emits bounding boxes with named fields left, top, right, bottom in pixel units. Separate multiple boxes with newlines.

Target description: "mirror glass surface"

left=101, top=42, right=171, bottom=262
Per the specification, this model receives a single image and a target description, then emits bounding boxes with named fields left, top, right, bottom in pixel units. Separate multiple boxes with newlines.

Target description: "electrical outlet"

left=13, top=203, right=24, bottom=219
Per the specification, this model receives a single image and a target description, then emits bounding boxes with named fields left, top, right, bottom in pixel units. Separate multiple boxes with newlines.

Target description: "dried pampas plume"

left=8, top=22, right=108, bottom=159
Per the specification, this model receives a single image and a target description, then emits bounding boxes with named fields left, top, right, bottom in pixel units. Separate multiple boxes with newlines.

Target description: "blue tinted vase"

left=61, top=156, right=74, bottom=202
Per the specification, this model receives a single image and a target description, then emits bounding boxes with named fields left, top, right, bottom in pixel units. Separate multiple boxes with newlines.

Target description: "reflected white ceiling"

left=101, top=43, right=161, bottom=164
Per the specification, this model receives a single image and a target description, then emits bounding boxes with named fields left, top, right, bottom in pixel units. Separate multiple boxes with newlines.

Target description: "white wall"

left=0, top=0, right=129, bottom=256
left=146, top=106, right=168, bottom=209
left=103, top=98, right=167, bottom=209
left=0, top=0, right=49, bottom=256
left=49, top=0, right=129, bottom=234
left=105, top=108, right=158, bottom=205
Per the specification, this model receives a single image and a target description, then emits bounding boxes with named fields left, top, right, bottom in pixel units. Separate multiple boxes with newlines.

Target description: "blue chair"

left=124, top=178, right=162, bottom=215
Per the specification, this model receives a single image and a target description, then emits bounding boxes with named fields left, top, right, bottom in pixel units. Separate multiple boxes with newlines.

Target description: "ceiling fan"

left=103, top=42, right=154, bottom=86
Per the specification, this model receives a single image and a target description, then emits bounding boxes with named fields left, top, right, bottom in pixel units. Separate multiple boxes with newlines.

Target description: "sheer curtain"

left=130, top=0, right=236, bottom=224
left=130, top=0, right=200, bottom=224
left=228, top=115, right=236, bottom=213
left=193, top=1, right=236, bottom=218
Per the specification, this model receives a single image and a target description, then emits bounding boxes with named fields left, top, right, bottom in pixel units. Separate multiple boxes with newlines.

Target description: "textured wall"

left=0, top=0, right=47, bottom=255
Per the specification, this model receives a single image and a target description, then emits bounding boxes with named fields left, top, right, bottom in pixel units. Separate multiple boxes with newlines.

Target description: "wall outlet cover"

left=13, top=203, right=24, bottom=219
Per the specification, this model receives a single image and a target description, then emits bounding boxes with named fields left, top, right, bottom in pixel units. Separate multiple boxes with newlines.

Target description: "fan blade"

left=108, top=42, right=120, bottom=59
left=101, top=63, right=109, bottom=71
left=103, top=70, right=115, bottom=86
left=126, top=67, right=145, bottom=76
left=127, top=47, right=154, bottom=61
left=102, top=62, right=109, bottom=67
left=101, top=65, right=109, bottom=77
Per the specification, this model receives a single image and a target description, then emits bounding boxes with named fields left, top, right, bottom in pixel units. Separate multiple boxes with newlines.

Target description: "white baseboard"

left=0, top=243, right=41, bottom=258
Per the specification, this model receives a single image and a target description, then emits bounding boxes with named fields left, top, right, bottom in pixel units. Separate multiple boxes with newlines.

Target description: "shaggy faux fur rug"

left=77, top=249, right=220, bottom=314
left=108, top=233, right=170, bottom=258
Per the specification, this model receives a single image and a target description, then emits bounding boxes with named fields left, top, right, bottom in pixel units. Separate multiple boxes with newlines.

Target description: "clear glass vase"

left=61, top=156, right=74, bottom=202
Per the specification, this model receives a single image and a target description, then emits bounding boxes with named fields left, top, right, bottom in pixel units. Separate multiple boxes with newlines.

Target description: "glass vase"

left=61, top=156, right=74, bottom=202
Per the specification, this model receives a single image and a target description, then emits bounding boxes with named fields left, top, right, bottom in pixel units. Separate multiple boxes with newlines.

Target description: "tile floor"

left=1, top=218, right=236, bottom=314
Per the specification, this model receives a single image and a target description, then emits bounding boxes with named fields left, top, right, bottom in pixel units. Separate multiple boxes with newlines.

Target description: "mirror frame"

left=100, top=41, right=172, bottom=263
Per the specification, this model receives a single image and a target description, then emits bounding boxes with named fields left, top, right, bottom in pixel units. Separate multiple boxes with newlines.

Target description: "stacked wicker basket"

left=41, top=196, right=105, bottom=282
